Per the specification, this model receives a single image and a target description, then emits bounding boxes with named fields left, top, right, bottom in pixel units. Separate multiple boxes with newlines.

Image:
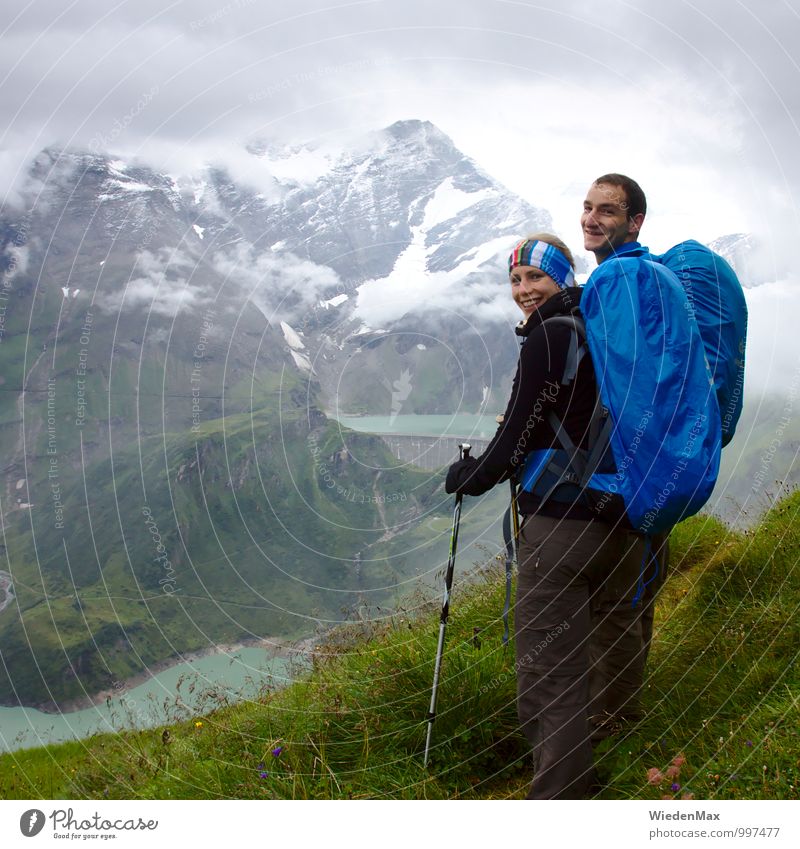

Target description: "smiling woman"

left=509, top=233, right=576, bottom=318
left=444, top=231, right=582, bottom=501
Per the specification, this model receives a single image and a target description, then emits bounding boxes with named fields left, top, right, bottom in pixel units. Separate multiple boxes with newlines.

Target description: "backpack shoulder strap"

left=540, top=313, right=587, bottom=386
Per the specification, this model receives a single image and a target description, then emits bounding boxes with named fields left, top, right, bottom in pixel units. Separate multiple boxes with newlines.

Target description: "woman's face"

left=510, top=265, right=561, bottom=317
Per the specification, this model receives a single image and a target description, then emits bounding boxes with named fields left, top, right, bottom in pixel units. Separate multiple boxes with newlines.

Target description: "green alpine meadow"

left=1, top=491, right=797, bottom=800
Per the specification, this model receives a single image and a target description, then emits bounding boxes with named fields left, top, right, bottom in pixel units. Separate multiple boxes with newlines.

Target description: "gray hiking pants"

left=515, top=514, right=668, bottom=799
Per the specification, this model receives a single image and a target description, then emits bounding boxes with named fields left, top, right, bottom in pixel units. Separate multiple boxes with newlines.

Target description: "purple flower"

left=745, top=740, right=753, bottom=747
left=671, top=782, right=681, bottom=792
left=272, top=746, right=283, bottom=757
left=259, top=771, right=268, bottom=779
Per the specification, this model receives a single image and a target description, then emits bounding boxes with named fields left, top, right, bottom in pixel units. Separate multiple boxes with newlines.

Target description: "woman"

left=446, top=234, right=649, bottom=799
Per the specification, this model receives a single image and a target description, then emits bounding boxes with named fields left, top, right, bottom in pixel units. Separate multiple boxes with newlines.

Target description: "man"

left=446, top=175, right=666, bottom=799
left=579, top=174, right=669, bottom=742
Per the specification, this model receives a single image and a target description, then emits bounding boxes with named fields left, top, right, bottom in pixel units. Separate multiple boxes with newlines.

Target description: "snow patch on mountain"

left=320, top=293, right=348, bottom=308
left=451, top=235, right=515, bottom=273
left=290, top=350, right=313, bottom=372
left=99, top=178, right=153, bottom=199
left=192, top=180, right=207, bottom=205
left=354, top=183, right=521, bottom=326
left=421, top=178, right=494, bottom=230
left=708, top=232, right=763, bottom=288
left=280, top=321, right=305, bottom=350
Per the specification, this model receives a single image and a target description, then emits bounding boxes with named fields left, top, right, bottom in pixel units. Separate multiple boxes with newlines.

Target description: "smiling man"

left=581, top=173, right=647, bottom=263
left=577, top=172, right=671, bottom=759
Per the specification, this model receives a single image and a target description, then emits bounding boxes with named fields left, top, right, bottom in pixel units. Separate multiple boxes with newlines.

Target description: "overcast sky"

left=2, top=0, right=799, bottom=391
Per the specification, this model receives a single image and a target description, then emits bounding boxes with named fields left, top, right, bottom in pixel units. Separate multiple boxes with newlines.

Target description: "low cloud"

left=741, top=278, right=800, bottom=397
left=96, top=247, right=212, bottom=317
left=0, top=149, right=44, bottom=209
left=355, top=263, right=518, bottom=329
left=210, top=241, right=342, bottom=323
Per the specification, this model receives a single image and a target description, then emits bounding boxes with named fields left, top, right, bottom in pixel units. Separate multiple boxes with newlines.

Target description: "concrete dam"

left=376, top=433, right=491, bottom=471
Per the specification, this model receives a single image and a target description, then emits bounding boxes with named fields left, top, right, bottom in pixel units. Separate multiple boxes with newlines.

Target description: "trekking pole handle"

left=459, top=443, right=471, bottom=460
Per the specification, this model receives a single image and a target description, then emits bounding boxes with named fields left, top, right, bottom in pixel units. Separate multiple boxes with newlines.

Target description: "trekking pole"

left=423, top=442, right=471, bottom=769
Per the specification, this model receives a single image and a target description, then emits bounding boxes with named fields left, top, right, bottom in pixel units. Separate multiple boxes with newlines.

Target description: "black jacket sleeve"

left=446, top=321, right=574, bottom=496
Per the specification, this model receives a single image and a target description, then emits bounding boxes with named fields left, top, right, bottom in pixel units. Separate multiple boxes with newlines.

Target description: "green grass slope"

left=1, top=491, right=798, bottom=800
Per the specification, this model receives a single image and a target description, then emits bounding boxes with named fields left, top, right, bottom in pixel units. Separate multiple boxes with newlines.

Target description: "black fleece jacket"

left=445, top=287, right=599, bottom=518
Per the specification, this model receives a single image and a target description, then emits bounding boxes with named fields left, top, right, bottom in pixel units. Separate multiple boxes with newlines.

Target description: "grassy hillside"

left=1, top=490, right=798, bottom=800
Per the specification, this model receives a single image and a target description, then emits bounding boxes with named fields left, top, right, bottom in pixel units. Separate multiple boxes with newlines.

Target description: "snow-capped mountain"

left=204, top=120, right=553, bottom=414
left=708, top=233, right=762, bottom=289
left=2, top=121, right=555, bottom=421
left=4, top=121, right=762, bottom=426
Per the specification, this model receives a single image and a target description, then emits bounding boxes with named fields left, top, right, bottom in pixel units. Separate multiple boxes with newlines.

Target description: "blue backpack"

left=520, top=243, right=722, bottom=536
left=653, top=240, right=747, bottom=447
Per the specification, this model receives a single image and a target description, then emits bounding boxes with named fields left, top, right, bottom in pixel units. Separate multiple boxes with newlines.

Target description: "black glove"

left=445, top=456, right=479, bottom=494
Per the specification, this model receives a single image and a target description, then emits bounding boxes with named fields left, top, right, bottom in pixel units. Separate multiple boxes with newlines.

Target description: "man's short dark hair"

left=593, top=173, right=647, bottom=220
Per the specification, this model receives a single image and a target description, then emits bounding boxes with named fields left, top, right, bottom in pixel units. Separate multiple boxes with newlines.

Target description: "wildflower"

left=647, top=768, right=665, bottom=785
left=259, top=771, right=268, bottom=779
left=194, top=721, right=203, bottom=729
left=672, top=753, right=686, bottom=768
left=666, top=765, right=680, bottom=779
left=745, top=740, right=753, bottom=747
left=671, top=782, right=681, bottom=792
left=682, top=792, right=695, bottom=800
left=272, top=746, right=283, bottom=757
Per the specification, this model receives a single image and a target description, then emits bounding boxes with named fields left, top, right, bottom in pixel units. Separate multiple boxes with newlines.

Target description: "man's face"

left=581, top=182, right=643, bottom=262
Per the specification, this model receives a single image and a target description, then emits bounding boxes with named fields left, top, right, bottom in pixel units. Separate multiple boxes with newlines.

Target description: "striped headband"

left=508, top=239, right=575, bottom=289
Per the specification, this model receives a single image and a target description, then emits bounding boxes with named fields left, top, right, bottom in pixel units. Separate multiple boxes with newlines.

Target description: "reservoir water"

left=0, top=645, right=295, bottom=753
left=335, top=413, right=500, bottom=439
